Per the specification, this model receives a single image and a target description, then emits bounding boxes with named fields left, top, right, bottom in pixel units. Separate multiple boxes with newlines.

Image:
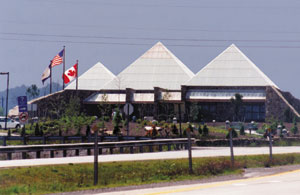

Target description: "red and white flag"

left=63, top=63, right=77, bottom=84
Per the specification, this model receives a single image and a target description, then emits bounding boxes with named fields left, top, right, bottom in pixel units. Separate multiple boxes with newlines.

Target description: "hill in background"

left=0, top=83, right=62, bottom=114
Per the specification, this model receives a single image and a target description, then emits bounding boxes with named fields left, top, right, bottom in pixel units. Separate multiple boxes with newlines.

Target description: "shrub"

left=35, top=123, right=40, bottom=136
left=86, top=125, right=91, bottom=136
left=136, top=119, right=142, bottom=124
left=103, top=116, right=110, bottom=122
left=171, top=124, right=178, bottom=135
left=240, top=125, right=245, bottom=135
left=198, top=125, right=202, bottom=135
left=226, top=128, right=238, bottom=139
left=203, top=125, right=209, bottom=136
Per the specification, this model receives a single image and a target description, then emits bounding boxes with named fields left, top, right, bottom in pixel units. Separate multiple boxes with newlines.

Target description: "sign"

left=17, top=96, right=28, bottom=112
left=123, top=103, right=134, bottom=115
left=27, top=104, right=37, bottom=111
left=19, top=112, right=29, bottom=123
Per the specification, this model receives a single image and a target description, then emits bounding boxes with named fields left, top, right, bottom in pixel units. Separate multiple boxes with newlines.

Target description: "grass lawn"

left=1, top=153, right=300, bottom=194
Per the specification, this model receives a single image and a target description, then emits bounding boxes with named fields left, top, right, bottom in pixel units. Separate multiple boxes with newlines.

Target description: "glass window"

left=253, top=113, right=259, bottom=120
left=253, top=105, right=259, bottom=112
left=203, top=105, right=209, bottom=111
left=245, top=113, right=252, bottom=120
left=245, top=105, right=252, bottom=112
left=260, top=105, right=265, bottom=112
left=210, top=105, right=216, bottom=112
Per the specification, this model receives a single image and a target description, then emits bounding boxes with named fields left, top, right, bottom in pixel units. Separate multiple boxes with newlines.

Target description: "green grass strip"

left=1, top=153, right=300, bottom=195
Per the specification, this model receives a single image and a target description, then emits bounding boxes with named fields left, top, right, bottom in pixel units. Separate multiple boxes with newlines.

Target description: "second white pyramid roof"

left=185, top=44, right=278, bottom=88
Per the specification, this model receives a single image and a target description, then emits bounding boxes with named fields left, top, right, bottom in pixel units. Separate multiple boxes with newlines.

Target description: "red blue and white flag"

left=63, top=63, right=77, bottom=84
left=51, top=49, right=64, bottom=67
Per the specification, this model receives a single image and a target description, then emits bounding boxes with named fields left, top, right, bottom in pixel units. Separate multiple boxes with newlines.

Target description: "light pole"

left=0, top=72, right=9, bottom=130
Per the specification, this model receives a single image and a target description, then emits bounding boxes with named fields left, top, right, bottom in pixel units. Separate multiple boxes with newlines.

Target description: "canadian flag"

left=63, top=63, right=77, bottom=84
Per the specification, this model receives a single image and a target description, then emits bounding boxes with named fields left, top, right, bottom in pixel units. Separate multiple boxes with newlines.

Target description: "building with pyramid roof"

left=182, top=44, right=299, bottom=122
left=28, top=43, right=300, bottom=122
left=85, top=42, right=195, bottom=118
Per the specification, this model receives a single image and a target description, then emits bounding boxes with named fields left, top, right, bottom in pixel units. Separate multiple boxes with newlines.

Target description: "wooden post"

left=127, top=104, right=130, bottom=136
left=268, top=128, right=273, bottom=163
left=93, top=127, right=99, bottom=186
left=229, top=128, right=234, bottom=167
left=178, top=104, right=182, bottom=137
left=187, top=128, right=193, bottom=174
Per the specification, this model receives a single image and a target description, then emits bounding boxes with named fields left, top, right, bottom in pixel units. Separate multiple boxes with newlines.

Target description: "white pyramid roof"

left=66, top=62, right=115, bottom=90
left=185, top=44, right=278, bottom=88
left=102, top=42, right=195, bottom=90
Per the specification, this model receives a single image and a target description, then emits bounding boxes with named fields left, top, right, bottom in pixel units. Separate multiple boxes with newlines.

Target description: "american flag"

left=51, top=49, right=64, bottom=67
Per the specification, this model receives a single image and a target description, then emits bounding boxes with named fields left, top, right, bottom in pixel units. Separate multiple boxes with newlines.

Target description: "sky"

left=0, top=0, right=300, bottom=98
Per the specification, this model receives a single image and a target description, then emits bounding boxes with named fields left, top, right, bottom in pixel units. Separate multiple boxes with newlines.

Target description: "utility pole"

left=0, top=72, right=9, bottom=130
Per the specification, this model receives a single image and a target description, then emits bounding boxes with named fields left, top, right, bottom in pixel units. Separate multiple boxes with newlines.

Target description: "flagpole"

left=63, top=46, right=66, bottom=90
left=50, top=60, right=52, bottom=94
left=76, top=60, right=78, bottom=91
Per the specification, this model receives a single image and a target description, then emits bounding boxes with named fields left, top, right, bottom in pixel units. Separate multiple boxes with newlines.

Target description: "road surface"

left=96, top=168, right=300, bottom=195
left=1, top=146, right=300, bottom=168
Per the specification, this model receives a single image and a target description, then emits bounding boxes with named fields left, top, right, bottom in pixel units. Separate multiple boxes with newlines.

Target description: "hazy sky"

left=1, top=0, right=300, bottom=98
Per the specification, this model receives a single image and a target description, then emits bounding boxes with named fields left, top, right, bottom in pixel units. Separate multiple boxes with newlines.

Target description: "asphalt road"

left=95, top=168, right=300, bottom=195
left=1, top=146, right=300, bottom=168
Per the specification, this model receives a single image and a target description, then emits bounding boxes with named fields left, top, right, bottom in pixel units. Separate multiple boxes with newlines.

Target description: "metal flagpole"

left=50, top=60, right=52, bottom=94
left=63, top=46, right=66, bottom=90
left=76, top=60, right=78, bottom=91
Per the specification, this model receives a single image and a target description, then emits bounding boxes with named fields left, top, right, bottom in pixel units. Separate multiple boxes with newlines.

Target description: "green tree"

left=0, top=107, right=3, bottom=116
left=291, top=117, right=298, bottom=135
left=284, top=108, right=293, bottom=123
left=230, top=93, right=244, bottom=121
left=97, top=93, right=112, bottom=118
left=26, top=84, right=40, bottom=100
left=64, top=96, right=80, bottom=117
left=113, top=109, right=122, bottom=135
left=189, top=103, right=203, bottom=123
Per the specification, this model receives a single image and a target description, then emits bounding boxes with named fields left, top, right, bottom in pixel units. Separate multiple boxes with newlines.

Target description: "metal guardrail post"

left=3, top=136, right=6, bottom=146
left=139, top=145, right=143, bottom=153
left=130, top=146, right=134, bottom=154
left=50, top=151, right=54, bottom=158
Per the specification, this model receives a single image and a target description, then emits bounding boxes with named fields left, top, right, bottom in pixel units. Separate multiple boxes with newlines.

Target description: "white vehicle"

left=0, top=116, right=22, bottom=129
